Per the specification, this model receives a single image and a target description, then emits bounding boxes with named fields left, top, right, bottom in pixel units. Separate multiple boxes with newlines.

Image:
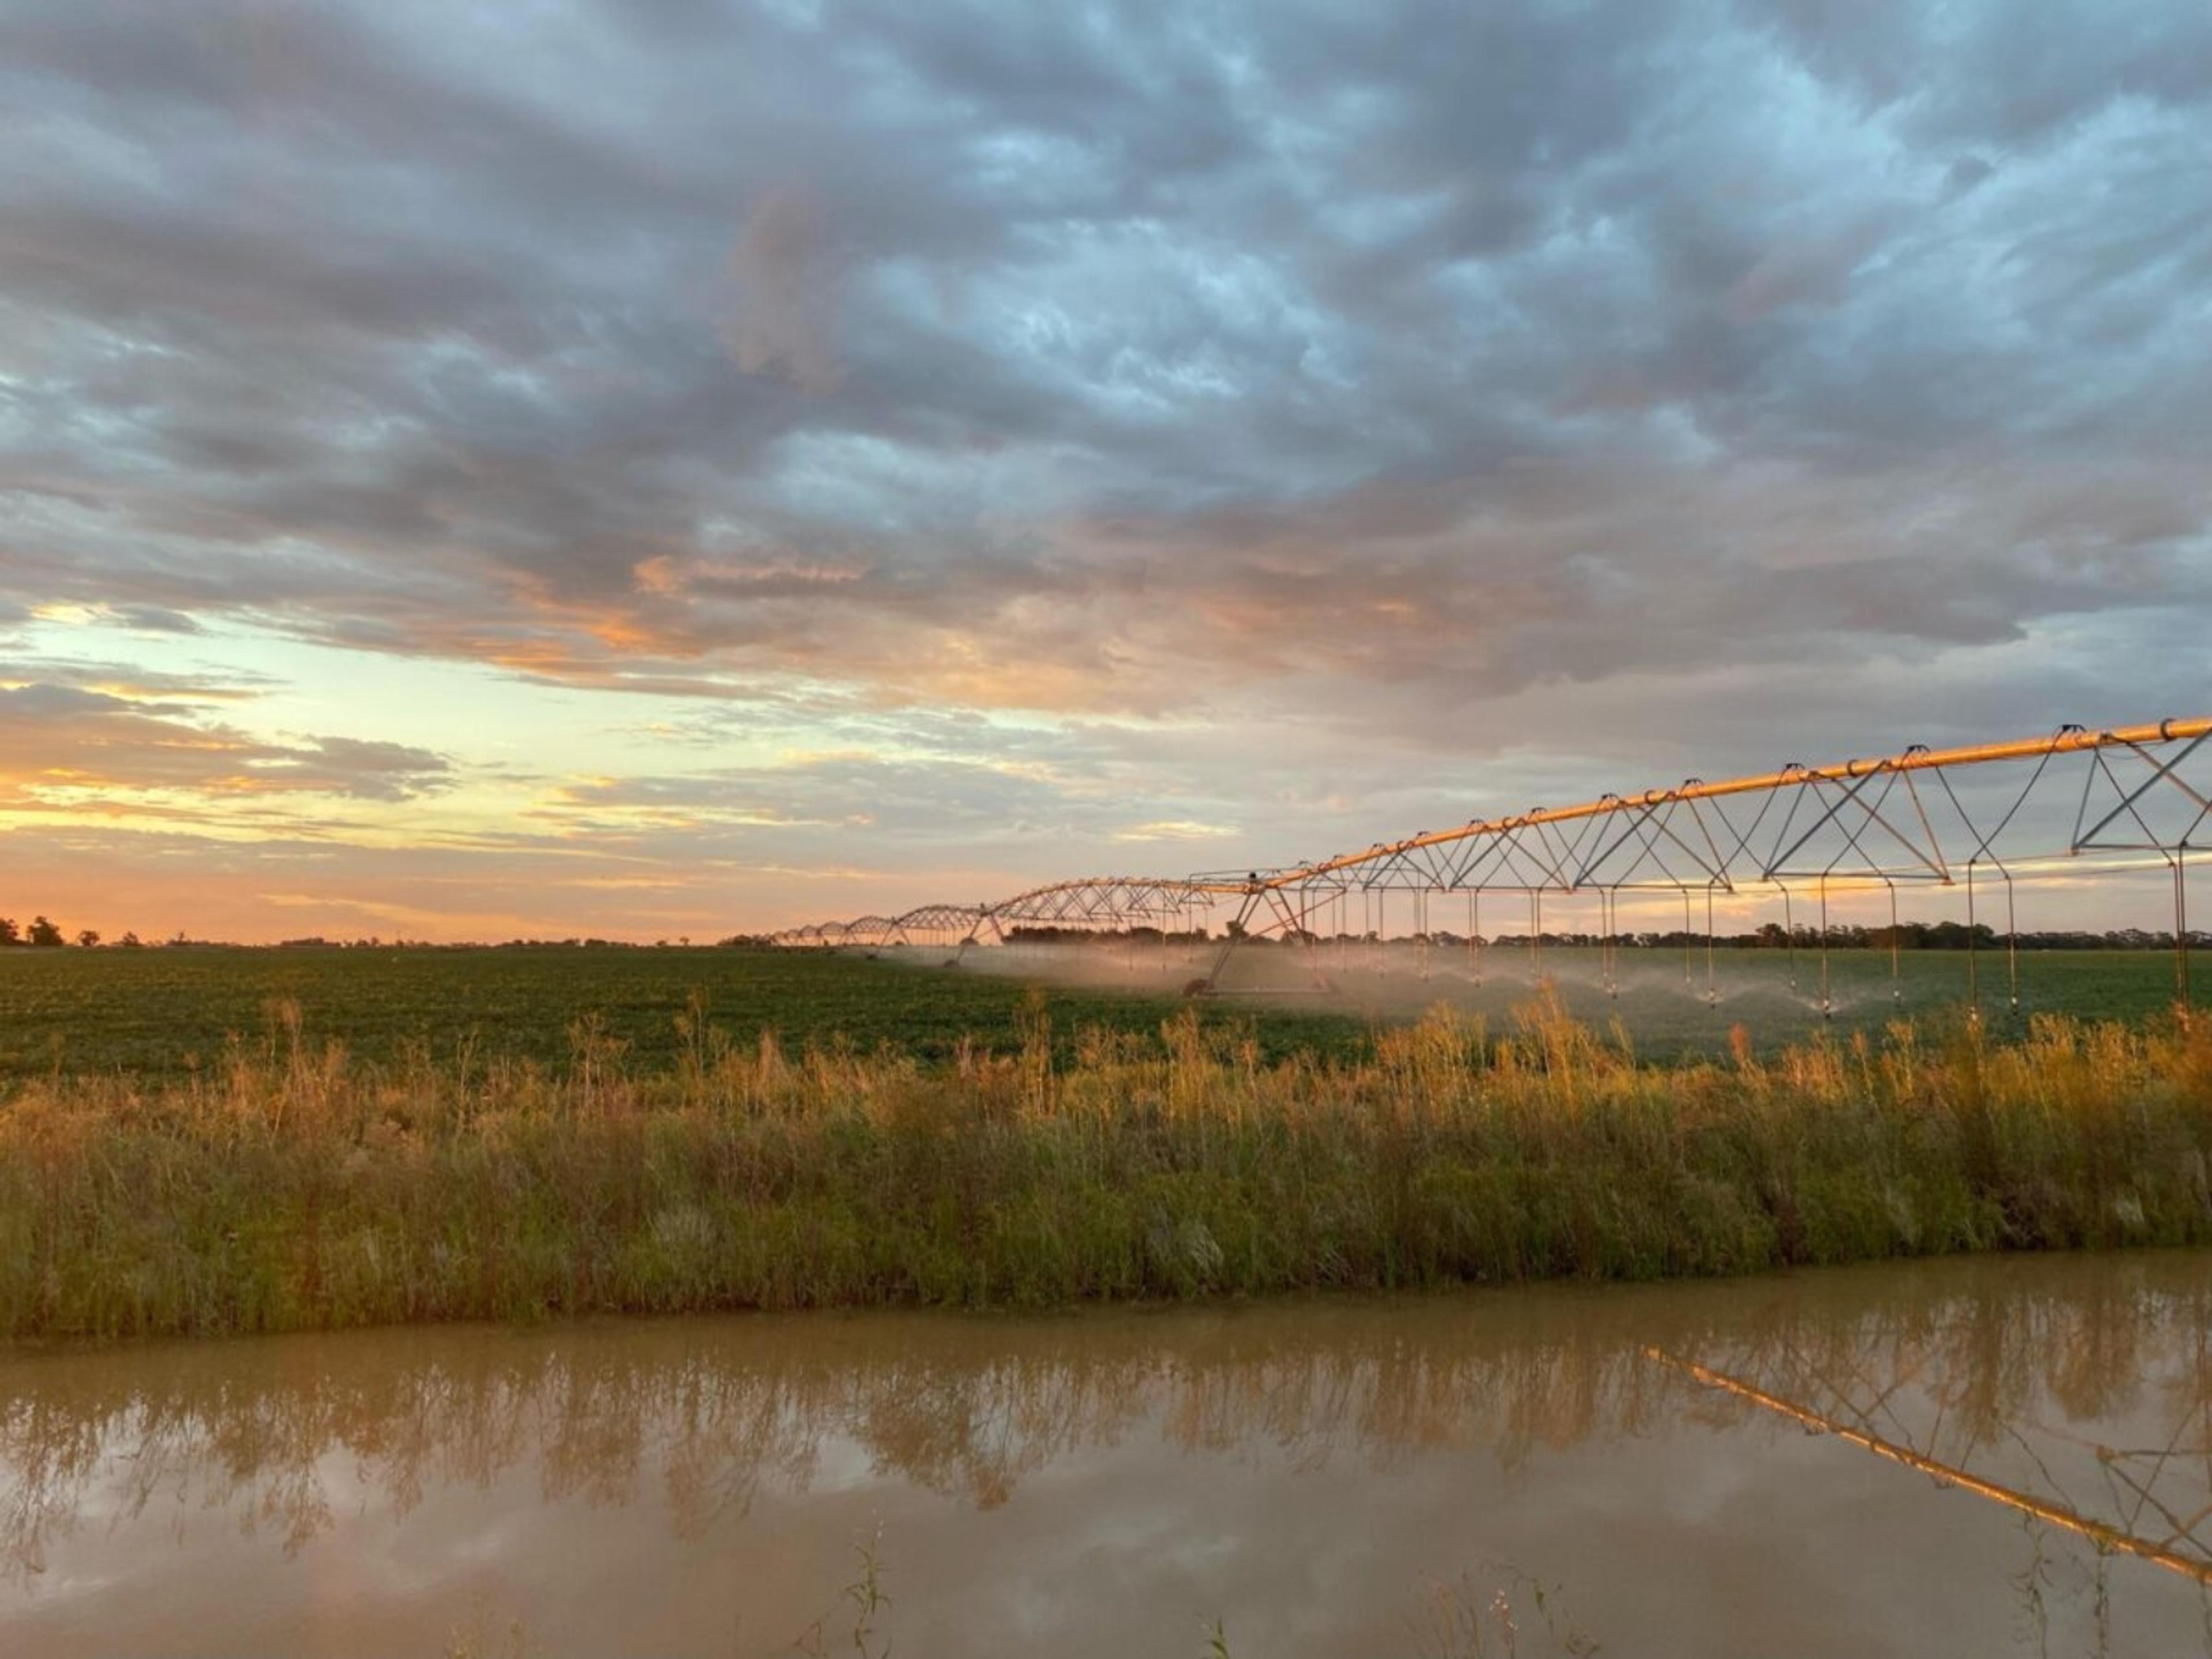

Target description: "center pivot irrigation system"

left=769, top=717, right=2212, bottom=1018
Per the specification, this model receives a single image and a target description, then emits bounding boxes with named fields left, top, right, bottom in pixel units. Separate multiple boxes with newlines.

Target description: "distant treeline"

left=0, top=916, right=126, bottom=949
left=0, top=924, right=758, bottom=950
left=3, top=920, right=2198, bottom=953
left=269, top=935, right=748, bottom=950
left=1005, top=922, right=2210, bottom=951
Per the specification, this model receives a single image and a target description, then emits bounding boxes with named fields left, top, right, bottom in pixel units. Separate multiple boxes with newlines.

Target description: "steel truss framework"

left=771, top=717, right=2212, bottom=1014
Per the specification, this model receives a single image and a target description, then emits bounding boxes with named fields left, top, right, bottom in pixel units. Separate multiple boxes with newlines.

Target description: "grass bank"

left=3, top=997, right=2210, bottom=1340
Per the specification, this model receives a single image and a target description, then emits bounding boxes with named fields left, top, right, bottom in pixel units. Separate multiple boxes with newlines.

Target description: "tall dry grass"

left=2, top=993, right=2209, bottom=1339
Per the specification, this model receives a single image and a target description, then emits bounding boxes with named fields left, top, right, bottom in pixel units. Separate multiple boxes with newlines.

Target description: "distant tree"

left=26, top=916, right=65, bottom=948
left=117, top=931, right=144, bottom=949
left=0, top=918, right=17, bottom=946
left=75, top=929, right=101, bottom=949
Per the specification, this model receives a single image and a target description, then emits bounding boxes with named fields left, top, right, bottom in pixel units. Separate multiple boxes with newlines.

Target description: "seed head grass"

left=3, top=993, right=2209, bottom=1340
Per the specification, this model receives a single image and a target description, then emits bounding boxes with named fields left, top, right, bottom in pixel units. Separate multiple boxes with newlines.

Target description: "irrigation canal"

left=5, top=1251, right=2209, bottom=1656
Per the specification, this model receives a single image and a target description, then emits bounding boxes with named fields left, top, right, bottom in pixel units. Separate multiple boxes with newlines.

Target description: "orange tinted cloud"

left=0, top=683, right=449, bottom=807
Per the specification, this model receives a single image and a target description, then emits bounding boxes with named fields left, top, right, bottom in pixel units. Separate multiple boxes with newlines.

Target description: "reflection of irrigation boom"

left=771, top=718, right=2212, bottom=1018
left=1645, top=1346, right=2212, bottom=1587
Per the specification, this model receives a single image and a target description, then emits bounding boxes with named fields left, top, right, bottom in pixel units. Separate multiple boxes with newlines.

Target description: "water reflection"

left=4, top=1252, right=2210, bottom=1656
left=0, top=1309, right=1650, bottom=1577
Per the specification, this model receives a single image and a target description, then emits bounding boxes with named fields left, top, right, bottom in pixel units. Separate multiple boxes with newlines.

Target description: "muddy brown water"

left=5, top=1254, right=2211, bottom=1657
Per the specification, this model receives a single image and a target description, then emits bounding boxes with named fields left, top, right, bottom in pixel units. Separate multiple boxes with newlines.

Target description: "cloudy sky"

left=2, top=0, right=2207, bottom=941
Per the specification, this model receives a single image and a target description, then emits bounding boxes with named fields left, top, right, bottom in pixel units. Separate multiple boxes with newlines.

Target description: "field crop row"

left=0, top=944, right=2194, bottom=1080
left=0, top=945, right=1365, bottom=1080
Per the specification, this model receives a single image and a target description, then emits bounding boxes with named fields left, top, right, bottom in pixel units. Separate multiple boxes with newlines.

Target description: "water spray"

left=768, top=718, right=2210, bottom=1038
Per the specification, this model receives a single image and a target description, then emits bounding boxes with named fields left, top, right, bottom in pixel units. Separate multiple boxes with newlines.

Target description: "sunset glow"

left=3, top=2, right=2206, bottom=941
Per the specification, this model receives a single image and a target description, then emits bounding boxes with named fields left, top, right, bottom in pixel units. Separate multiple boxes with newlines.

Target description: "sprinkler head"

left=1820, top=998, right=1832, bottom=1020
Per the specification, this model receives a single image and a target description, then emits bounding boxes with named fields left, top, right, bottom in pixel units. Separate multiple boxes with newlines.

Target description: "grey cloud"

left=1740, top=0, right=2212, bottom=143
left=539, top=753, right=1099, bottom=847
left=0, top=655, right=275, bottom=698
left=108, top=605, right=206, bottom=635
left=1, top=0, right=2207, bottom=840
left=1944, top=154, right=1995, bottom=198
left=270, top=736, right=454, bottom=802
left=718, top=189, right=844, bottom=392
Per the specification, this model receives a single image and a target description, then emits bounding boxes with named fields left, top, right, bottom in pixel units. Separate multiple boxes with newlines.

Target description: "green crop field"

left=0, top=944, right=1371, bottom=1081
left=0, top=940, right=2195, bottom=1081
left=1290, top=941, right=2198, bottom=1055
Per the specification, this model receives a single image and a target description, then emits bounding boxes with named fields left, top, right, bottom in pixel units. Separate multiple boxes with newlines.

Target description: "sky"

left=2, top=0, right=2209, bottom=943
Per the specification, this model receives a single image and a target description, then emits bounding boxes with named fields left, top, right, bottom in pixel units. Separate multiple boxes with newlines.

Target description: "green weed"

left=1, top=993, right=2209, bottom=1340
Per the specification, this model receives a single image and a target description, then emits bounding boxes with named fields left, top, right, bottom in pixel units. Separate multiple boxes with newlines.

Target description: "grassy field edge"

left=4, top=998, right=2210, bottom=1340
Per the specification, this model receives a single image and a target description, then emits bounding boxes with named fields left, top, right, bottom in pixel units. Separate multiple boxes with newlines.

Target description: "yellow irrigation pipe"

left=774, top=715, right=2212, bottom=934
left=1646, top=1346, right=2212, bottom=1586
left=1275, top=718, right=2212, bottom=889
left=989, top=722, right=2212, bottom=901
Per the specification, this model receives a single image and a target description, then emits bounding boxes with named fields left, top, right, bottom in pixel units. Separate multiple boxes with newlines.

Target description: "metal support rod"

left=2001, top=865, right=2019, bottom=1016
left=1965, top=861, right=1980, bottom=1022
left=1705, top=886, right=1718, bottom=1007
left=2077, top=732, right=2212, bottom=849
left=1818, top=878, right=1832, bottom=1020
left=1205, top=889, right=1262, bottom=991
left=1781, top=884, right=1798, bottom=993
left=1888, top=884, right=1901, bottom=1006
left=1681, top=889, right=1695, bottom=991
left=2177, top=854, right=2193, bottom=1016
left=1603, top=889, right=1618, bottom=997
